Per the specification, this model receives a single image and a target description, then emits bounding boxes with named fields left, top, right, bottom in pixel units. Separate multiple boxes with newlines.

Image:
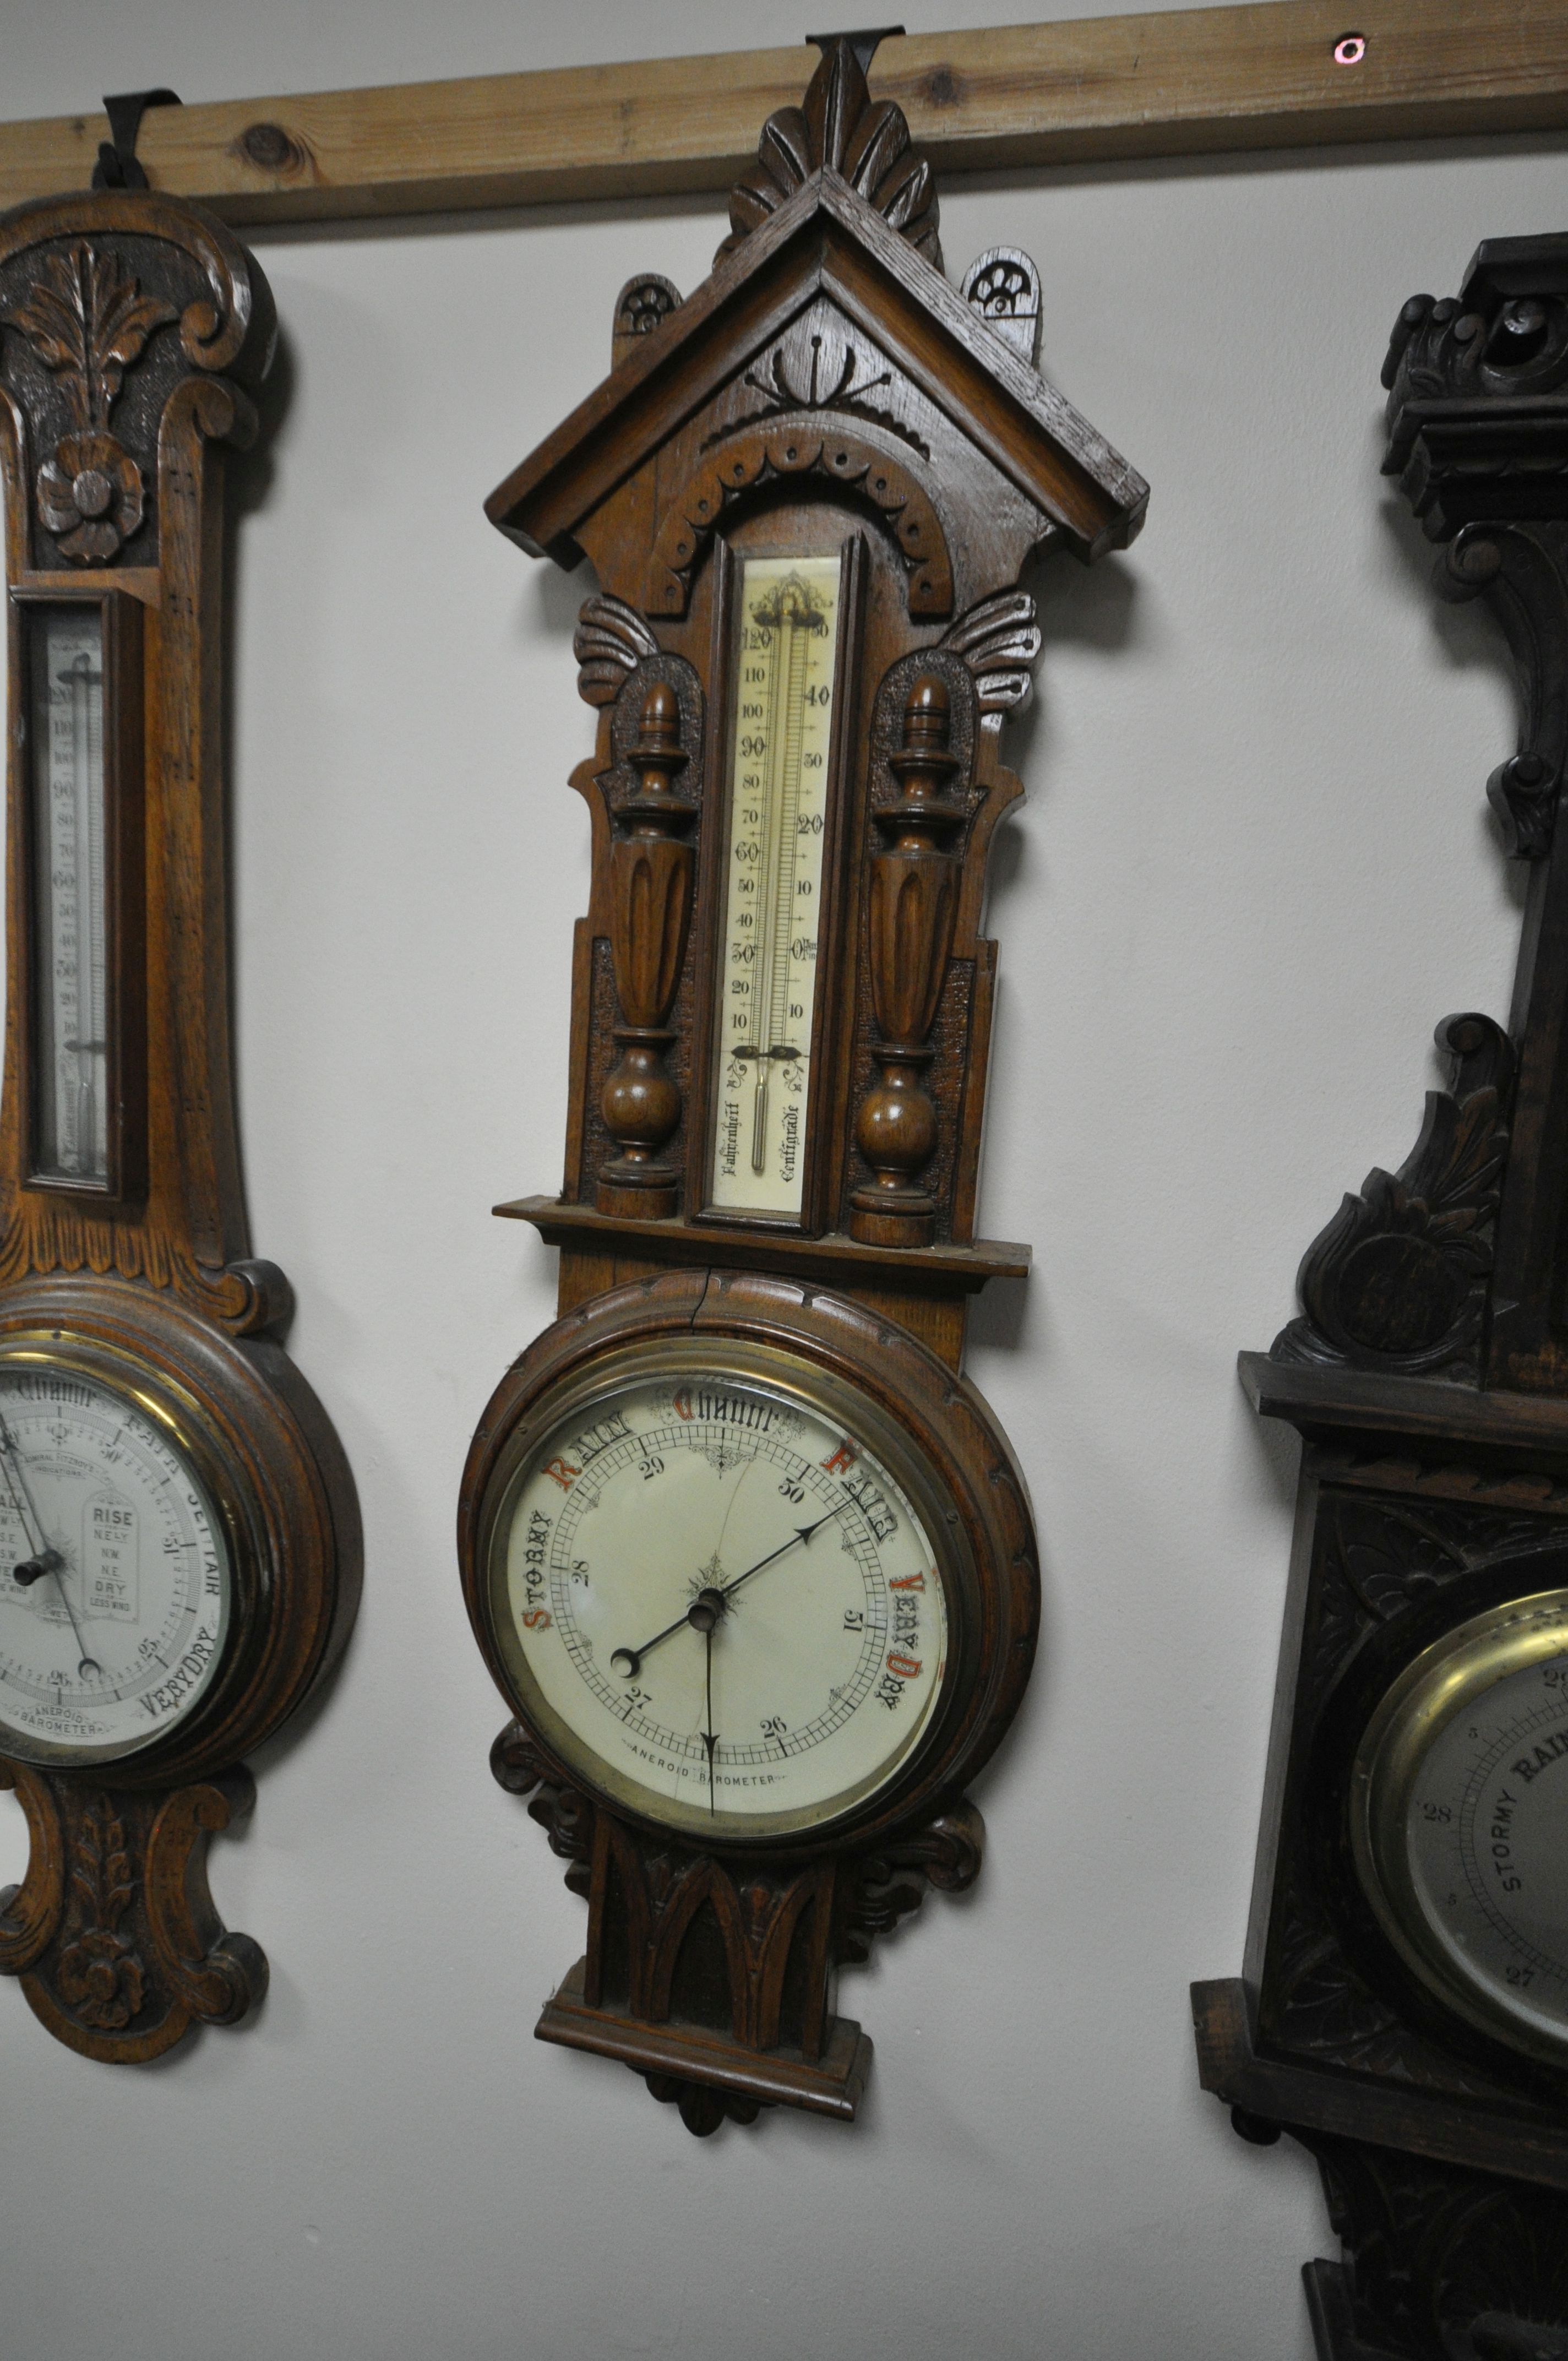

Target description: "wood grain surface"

left=1, top=2, right=1565, bottom=228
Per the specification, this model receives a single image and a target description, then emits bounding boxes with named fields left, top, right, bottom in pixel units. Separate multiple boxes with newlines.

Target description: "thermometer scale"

left=710, top=552, right=843, bottom=1220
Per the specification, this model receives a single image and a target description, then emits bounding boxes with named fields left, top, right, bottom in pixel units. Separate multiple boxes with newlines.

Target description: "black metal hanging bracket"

left=91, top=89, right=181, bottom=191
left=805, top=26, right=906, bottom=75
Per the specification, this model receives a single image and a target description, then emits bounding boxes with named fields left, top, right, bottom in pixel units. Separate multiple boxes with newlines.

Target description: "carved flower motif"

left=36, top=430, right=145, bottom=562
left=57, top=1927, right=146, bottom=2031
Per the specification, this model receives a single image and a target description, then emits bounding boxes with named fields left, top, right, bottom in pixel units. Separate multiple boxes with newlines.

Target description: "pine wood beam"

left=1, top=1, right=1565, bottom=230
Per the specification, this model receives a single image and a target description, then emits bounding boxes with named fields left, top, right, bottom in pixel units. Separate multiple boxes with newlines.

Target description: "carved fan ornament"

left=718, top=36, right=941, bottom=271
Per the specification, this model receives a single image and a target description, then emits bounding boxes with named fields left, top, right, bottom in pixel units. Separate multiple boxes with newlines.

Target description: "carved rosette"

left=597, top=682, right=698, bottom=1219
left=0, top=1759, right=265, bottom=2061
left=3, top=239, right=175, bottom=562
left=851, top=675, right=967, bottom=1248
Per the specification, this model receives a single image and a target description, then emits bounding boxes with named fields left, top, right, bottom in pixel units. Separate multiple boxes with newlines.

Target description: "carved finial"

left=961, top=248, right=1042, bottom=369
left=850, top=670, right=967, bottom=1249
left=611, top=273, right=682, bottom=367
left=718, top=34, right=941, bottom=273
left=597, top=679, right=698, bottom=1222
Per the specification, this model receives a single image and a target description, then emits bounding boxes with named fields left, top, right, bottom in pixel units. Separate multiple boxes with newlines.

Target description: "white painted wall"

left=1, top=5, right=1563, bottom=2355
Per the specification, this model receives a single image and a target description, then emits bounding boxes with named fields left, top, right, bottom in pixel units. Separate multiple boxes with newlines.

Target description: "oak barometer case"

left=460, top=34, right=1146, bottom=2132
left=0, top=188, right=359, bottom=2060
left=1194, top=234, right=1568, bottom=2358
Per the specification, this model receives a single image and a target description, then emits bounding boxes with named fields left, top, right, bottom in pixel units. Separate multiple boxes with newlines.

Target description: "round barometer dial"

left=1351, top=1587, right=1568, bottom=2067
left=480, top=1354, right=952, bottom=1840
left=0, top=1359, right=232, bottom=1767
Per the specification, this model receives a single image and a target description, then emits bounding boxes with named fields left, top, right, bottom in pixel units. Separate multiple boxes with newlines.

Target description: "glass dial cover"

left=1351, top=1587, right=1568, bottom=2066
left=482, top=1353, right=950, bottom=1840
left=0, top=1359, right=232, bottom=1765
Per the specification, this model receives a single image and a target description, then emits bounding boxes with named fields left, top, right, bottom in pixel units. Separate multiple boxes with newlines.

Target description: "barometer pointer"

left=612, top=1501, right=852, bottom=1677
left=0, top=1418, right=100, bottom=1678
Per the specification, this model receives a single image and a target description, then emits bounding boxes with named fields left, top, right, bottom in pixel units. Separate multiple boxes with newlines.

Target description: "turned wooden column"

left=597, top=681, right=696, bottom=1219
left=850, top=675, right=966, bottom=1248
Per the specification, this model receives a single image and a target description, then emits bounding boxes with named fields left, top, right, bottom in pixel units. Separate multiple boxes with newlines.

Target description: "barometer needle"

left=0, top=1417, right=99, bottom=1677
left=702, top=1622, right=718, bottom=1818
left=612, top=1502, right=852, bottom=1677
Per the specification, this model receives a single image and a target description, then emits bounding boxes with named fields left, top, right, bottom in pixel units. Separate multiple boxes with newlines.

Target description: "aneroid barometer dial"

left=1351, top=1589, right=1568, bottom=2068
left=480, top=1350, right=950, bottom=1839
left=0, top=1358, right=230, bottom=1766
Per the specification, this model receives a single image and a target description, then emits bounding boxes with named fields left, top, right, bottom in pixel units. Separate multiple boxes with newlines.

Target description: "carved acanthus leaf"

left=7, top=241, right=176, bottom=431
left=1273, top=1012, right=1516, bottom=1379
left=719, top=38, right=941, bottom=273
left=940, top=590, right=1042, bottom=714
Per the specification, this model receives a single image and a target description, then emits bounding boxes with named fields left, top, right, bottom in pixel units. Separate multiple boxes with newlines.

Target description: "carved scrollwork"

left=718, top=36, right=941, bottom=273
left=647, top=424, right=953, bottom=619
left=1434, top=523, right=1568, bottom=862
left=490, top=1720, right=595, bottom=1895
left=839, top=1800, right=984, bottom=1965
left=1273, top=1013, right=1516, bottom=1379
left=0, top=1762, right=264, bottom=2060
left=1301, top=2131, right=1568, bottom=2361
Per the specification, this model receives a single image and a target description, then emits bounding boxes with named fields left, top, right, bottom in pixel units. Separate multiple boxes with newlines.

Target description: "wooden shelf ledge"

left=497, top=1195, right=1030, bottom=1298
left=3, top=3, right=1566, bottom=229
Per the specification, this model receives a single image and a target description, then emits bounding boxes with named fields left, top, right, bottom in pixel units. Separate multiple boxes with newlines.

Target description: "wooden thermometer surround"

left=460, top=36, right=1147, bottom=2135
left=0, top=190, right=360, bottom=2061
left=1195, top=234, right=1568, bottom=2358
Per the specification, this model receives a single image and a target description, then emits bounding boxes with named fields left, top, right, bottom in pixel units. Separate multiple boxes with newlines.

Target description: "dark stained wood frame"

left=1194, top=232, right=1568, bottom=2356
left=10, top=584, right=146, bottom=1211
left=0, top=189, right=360, bottom=2064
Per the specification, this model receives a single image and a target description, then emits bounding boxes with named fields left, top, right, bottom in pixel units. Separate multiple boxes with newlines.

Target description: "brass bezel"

left=0, top=1329, right=249, bottom=1771
left=475, top=1331, right=976, bottom=1846
left=1349, top=1585, right=1568, bottom=2069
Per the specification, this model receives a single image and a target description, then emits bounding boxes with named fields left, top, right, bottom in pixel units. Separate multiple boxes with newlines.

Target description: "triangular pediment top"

left=486, top=168, right=1147, bottom=571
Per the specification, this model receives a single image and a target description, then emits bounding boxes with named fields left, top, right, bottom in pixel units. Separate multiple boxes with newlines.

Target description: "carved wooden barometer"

left=1194, top=234, right=1568, bottom=2357
left=460, top=35, right=1146, bottom=2133
left=0, top=189, right=359, bottom=2060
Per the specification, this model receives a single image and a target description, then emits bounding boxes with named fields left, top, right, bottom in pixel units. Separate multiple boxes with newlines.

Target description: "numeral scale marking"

left=710, top=553, right=841, bottom=1218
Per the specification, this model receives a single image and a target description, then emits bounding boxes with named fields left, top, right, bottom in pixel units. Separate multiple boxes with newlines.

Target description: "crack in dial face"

left=0, top=1364, right=232, bottom=1765
left=484, top=1362, right=949, bottom=1840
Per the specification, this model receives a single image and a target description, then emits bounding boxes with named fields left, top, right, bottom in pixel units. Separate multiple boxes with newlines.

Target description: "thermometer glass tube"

left=709, top=553, right=842, bottom=1219
left=29, top=607, right=110, bottom=1184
